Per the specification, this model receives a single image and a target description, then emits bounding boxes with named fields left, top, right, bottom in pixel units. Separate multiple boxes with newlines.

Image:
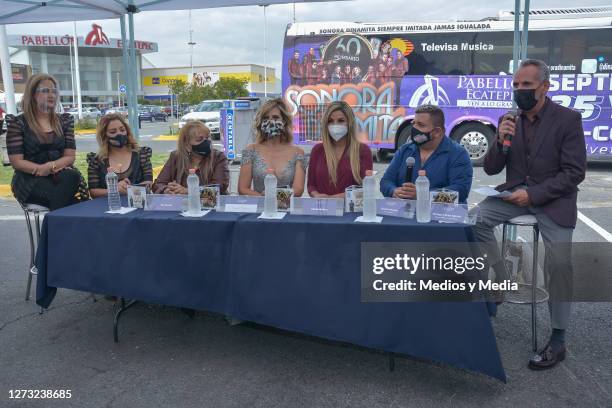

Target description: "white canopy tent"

left=0, top=0, right=337, bottom=135
left=1, top=0, right=532, bottom=137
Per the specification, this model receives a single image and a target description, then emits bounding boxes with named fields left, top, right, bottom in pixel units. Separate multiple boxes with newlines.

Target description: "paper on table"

left=180, top=210, right=210, bottom=218
left=355, top=215, right=383, bottom=223
left=225, top=204, right=258, bottom=213
left=473, top=186, right=512, bottom=198
left=105, top=207, right=138, bottom=215
left=258, top=212, right=287, bottom=220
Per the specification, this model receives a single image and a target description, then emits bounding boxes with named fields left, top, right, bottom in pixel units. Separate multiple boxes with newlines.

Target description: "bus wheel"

left=453, top=123, right=494, bottom=166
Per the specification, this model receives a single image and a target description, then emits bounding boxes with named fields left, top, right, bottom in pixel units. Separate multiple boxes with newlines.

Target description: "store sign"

left=143, top=75, right=189, bottom=87
left=84, top=24, right=110, bottom=46
left=8, top=22, right=158, bottom=53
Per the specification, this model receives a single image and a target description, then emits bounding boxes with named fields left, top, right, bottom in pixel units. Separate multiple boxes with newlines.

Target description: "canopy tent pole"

left=263, top=4, right=268, bottom=98
left=512, top=0, right=521, bottom=76
left=72, top=22, right=83, bottom=119
left=127, top=2, right=139, bottom=137
left=0, top=24, right=17, bottom=114
left=521, top=0, right=531, bottom=60
left=119, top=15, right=134, bottom=131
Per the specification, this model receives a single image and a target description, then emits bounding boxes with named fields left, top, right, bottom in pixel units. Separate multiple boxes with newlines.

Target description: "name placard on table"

left=145, top=194, right=186, bottom=211
left=431, top=203, right=473, bottom=224
left=290, top=197, right=344, bottom=216
left=376, top=198, right=415, bottom=219
left=218, top=195, right=264, bottom=213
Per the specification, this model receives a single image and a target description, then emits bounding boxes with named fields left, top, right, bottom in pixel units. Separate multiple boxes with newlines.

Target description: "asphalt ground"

left=1, top=143, right=611, bottom=407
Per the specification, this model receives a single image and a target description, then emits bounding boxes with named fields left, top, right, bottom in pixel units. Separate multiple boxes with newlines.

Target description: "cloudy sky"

left=6, top=0, right=611, bottom=76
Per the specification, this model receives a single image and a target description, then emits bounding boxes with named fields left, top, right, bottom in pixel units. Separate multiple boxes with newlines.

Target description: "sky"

left=6, top=0, right=612, bottom=77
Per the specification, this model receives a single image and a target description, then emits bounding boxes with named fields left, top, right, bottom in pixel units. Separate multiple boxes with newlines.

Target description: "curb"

left=0, top=167, right=165, bottom=197
left=75, top=129, right=97, bottom=135
left=152, top=135, right=178, bottom=141
left=0, top=184, right=13, bottom=198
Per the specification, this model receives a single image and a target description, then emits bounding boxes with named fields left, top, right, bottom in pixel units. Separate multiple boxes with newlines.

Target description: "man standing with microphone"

left=473, top=59, right=586, bottom=370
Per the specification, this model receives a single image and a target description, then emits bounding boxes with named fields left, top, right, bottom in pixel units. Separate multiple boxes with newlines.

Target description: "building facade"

left=142, top=64, right=280, bottom=100
left=7, top=23, right=157, bottom=106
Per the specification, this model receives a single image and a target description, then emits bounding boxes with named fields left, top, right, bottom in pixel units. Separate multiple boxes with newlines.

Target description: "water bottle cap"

left=107, top=167, right=113, bottom=172
left=365, top=170, right=373, bottom=177
left=189, top=168, right=196, bottom=174
left=266, top=168, right=275, bottom=174
left=418, top=170, right=426, bottom=176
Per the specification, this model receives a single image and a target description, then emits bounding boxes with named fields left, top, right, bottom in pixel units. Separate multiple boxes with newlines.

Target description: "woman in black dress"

left=87, top=113, right=152, bottom=198
left=6, top=73, right=88, bottom=210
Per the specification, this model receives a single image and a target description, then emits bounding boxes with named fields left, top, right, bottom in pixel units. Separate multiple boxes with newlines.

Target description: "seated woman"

left=87, top=113, right=152, bottom=198
left=6, top=73, right=88, bottom=210
left=238, top=98, right=305, bottom=196
left=153, top=121, right=229, bottom=194
left=307, top=101, right=373, bottom=197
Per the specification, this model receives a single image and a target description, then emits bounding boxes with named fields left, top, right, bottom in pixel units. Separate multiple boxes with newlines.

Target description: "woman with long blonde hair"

left=6, top=73, right=88, bottom=209
left=87, top=113, right=152, bottom=198
left=307, top=101, right=373, bottom=197
left=238, top=98, right=306, bottom=196
left=153, top=121, right=229, bottom=194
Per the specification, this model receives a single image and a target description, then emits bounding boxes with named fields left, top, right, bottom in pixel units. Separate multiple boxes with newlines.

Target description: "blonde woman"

left=87, top=113, right=152, bottom=198
left=6, top=73, right=88, bottom=210
left=238, top=98, right=306, bottom=196
left=307, top=101, right=373, bottom=197
left=153, top=121, right=229, bottom=194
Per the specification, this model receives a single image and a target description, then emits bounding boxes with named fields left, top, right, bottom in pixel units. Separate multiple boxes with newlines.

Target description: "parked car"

left=105, top=107, right=129, bottom=118
left=67, top=107, right=101, bottom=121
left=138, top=106, right=168, bottom=123
left=178, top=100, right=223, bottom=139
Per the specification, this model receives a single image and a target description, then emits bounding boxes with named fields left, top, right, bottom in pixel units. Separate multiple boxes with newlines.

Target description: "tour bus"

left=281, top=6, right=612, bottom=163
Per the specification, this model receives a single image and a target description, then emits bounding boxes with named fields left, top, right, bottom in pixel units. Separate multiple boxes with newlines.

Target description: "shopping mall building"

left=5, top=22, right=157, bottom=106
left=3, top=22, right=278, bottom=107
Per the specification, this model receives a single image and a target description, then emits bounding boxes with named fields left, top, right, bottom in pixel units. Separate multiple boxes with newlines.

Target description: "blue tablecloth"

left=35, top=198, right=505, bottom=382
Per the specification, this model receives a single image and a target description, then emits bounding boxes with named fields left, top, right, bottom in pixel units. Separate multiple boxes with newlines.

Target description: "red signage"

left=85, top=24, right=110, bottom=46
left=20, top=35, right=74, bottom=46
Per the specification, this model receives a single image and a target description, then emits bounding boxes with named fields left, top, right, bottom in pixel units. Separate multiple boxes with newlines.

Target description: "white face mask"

left=328, top=124, right=348, bottom=141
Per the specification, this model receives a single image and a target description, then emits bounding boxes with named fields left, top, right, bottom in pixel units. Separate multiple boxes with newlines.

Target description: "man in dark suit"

left=473, top=59, right=586, bottom=370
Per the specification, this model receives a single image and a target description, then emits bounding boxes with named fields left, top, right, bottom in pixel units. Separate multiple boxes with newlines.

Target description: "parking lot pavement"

left=1, top=163, right=611, bottom=407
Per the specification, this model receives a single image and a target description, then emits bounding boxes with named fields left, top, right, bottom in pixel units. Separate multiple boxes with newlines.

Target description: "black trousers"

left=26, top=168, right=80, bottom=210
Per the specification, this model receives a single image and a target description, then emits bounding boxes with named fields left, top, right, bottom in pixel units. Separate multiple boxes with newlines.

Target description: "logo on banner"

left=85, top=24, right=110, bottom=46
left=226, top=109, right=235, bottom=159
left=408, top=75, right=450, bottom=107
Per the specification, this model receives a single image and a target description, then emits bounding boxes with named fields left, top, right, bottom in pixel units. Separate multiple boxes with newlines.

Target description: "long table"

left=35, top=198, right=505, bottom=382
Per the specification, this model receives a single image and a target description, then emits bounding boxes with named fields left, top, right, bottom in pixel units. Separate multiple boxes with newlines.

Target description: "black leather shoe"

left=528, top=343, right=566, bottom=370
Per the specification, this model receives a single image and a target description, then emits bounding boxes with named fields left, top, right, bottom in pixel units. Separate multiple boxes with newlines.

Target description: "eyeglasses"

left=36, top=88, right=59, bottom=95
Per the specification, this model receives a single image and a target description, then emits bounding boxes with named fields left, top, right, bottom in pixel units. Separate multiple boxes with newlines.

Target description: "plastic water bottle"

left=106, top=167, right=121, bottom=212
left=416, top=170, right=431, bottom=223
left=362, top=170, right=377, bottom=221
left=187, top=168, right=200, bottom=214
left=263, top=168, right=278, bottom=216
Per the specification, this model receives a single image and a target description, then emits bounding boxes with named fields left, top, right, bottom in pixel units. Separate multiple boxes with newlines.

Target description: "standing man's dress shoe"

left=528, top=343, right=566, bottom=370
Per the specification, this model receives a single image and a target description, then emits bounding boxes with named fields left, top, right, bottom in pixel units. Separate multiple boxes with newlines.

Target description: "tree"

left=167, top=79, right=188, bottom=104
left=213, top=78, right=249, bottom=99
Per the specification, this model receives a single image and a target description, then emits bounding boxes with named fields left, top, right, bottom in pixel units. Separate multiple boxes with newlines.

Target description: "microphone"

left=405, top=157, right=415, bottom=183
left=502, top=109, right=519, bottom=154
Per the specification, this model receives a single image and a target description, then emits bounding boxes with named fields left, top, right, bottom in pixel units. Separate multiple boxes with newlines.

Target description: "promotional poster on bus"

left=282, top=21, right=612, bottom=161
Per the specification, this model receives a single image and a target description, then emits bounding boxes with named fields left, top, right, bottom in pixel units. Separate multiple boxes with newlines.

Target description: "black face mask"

left=410, top=125, right=432, bottom=146
left=192, top=139, right=211, bottom=156
left=109, top=134, right=128, bottom=148
left=513, top=88, right=538, bottom=111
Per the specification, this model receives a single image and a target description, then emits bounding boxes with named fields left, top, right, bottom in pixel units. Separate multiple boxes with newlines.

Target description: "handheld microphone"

left=502, top=109, right=519, bottom=154
left=405, top=157, right=416, bottom=183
